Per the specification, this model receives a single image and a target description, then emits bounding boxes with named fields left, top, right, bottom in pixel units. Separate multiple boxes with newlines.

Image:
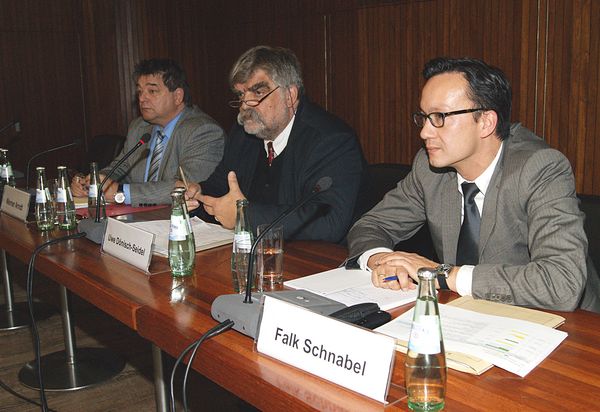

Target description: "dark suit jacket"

left=194, top=97, right=366, bottom=243
left=101, top=105, right=225, bottom=205
left=348, top=123, right=599, bottom=312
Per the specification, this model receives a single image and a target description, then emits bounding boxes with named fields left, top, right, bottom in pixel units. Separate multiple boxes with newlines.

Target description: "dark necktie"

left=267, top=142, right=275, bottom=166
left=456, top=182, right=481, bottom=265
left=148, top=130, right=165, bottom=182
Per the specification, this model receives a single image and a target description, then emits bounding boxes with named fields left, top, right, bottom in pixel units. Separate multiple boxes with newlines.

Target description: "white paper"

left=130, top=217, right=233, bottom=256
left=285, top=267, right=418, bottom=311
left=376, top=304, right=568, bottom=377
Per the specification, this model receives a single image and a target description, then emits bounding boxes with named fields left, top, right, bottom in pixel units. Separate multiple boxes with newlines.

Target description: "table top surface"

left=2, top=210, right=600, bottom=411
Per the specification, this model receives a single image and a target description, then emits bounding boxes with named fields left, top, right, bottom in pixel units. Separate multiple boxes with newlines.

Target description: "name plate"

left=256, top=295, right=396, bottom=402
left=1, top=186, right=31, bottom=222
left=102, top=218, right=154, bottom=271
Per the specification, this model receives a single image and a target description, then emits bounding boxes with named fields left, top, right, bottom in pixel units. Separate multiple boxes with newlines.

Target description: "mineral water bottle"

left=168, top=190, right=195, bottom=277
left=34, top=167, right=55, bottom=231
left=231, top=199, right=253, bottom=293
left=87, top=162, right=106, bottom=219
left=405, top=267, right=447, bottom=411
left=0, top=148, right=16, bottom=198
left=55, top=166, right=77, bottom=230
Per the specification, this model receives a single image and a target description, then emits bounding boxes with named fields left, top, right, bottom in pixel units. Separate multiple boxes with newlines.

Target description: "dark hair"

left=133, top=59, right=192, bottom=106
left=423, top=57, right=512, bottom=140
left=229, top=46, right=304, bottom=95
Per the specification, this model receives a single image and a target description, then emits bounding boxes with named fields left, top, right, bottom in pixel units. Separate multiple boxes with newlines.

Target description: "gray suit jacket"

left=348, top=123, right=600, bottom=312
left=101, top=106, right=225, bottom=205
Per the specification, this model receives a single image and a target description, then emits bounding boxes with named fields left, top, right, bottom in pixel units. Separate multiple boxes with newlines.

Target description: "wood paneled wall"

left=1, top=0, right=599, bottom=195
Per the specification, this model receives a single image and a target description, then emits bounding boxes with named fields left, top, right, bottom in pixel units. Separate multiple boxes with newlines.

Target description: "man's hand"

left=177, top=180, right=201, bottom=211
left=198, top=171, right=245, bottom=229
left=102, top=177, right=118, bottom=203
left=368, top=251, right=438, bottom=291
left=70, top=174, right=89, bottom=197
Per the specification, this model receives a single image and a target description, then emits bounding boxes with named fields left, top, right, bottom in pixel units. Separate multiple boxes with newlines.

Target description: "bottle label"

left=35, top=189, right=46, bottom=204
left=408, top=315, right=442, bottom=354
left=0, top=165, right=11, bottom=178
left=89, top=184, right=98, bottom=198
left=169, top=215, right=188, bottom=241
left=234, top=232, right=252, bottom=250
left=56, top=187, right=67, bottom=203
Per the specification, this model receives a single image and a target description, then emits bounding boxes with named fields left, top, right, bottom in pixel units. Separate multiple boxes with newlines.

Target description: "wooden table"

left=136, top=240, right=600, bottom=411
left=0, top=212, right=171, bottom=329
left=2, top=211, right=600, bottom=411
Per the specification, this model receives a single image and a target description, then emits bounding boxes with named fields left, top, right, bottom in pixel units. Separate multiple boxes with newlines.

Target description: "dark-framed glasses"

left=412, top=108, right=488, bottom=128
left=228, top=85, right=281, bottom=108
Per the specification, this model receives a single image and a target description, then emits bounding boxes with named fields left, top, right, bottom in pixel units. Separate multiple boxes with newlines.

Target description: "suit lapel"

left=157, top=107, right=189, bottom=179
left=479, top=145, right=506, bottom=258
left=441, top=172, right=461, bottom=263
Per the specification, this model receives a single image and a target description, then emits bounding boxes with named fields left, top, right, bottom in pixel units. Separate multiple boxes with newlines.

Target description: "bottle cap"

left=417, top=267, right=437, bottom=280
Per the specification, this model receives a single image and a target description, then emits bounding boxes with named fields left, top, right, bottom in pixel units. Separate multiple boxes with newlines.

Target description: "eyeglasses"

left=228, top=86, right=280, bottom=108
left=412, top=108, right=488, bottom=128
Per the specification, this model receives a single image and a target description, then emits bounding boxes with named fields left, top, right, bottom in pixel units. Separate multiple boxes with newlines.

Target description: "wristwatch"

left=435, top=263, right=454, bottom=290
left=114, top=184, right=125, bottom=204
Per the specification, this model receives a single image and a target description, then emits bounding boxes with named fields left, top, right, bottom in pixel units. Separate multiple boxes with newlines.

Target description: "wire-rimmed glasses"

left=228, top=86, right=281, bottom=108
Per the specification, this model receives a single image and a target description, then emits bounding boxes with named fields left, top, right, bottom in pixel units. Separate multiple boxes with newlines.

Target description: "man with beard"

left=71, top=58, right=225, bottom=206
left=183, top=46, right=366, bottom=243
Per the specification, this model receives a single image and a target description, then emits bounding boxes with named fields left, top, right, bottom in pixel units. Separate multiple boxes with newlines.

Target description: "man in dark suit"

left=184, top=46, right=366, bottom=243
left=347, top=57, right=599, bottom=312
left=72, top=58, right=225, bottom=206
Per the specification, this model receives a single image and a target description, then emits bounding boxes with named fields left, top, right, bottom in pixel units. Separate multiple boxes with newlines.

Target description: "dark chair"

left=83, top=134, right=126, bottom=172
left=356, top=163, right=437, bottom=261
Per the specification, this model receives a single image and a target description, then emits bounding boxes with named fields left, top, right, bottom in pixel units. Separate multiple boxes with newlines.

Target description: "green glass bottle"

left=405, top=267, right=447, bottom=411
left=168, top=189, right=195, bottom=277
left=231, top=199, right=254, bottom=293
left=55, top=166, right=77, bottom=230
left=34, top=167, right=55, bottom=231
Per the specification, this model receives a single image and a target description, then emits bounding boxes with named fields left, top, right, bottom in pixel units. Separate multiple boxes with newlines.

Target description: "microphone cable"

left=26, top=231, right=86, bottom=412
left=0, top=378, right=57, bottom=412
left=169, top=319, right=234, bottom=412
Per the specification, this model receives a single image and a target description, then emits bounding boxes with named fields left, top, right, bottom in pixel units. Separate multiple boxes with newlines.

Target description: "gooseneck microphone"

left=211, top=176, right=346, bottom=338
left=25, top=139, right=82, bottom=189
left=0, top=120, right=20, bottom=135
left=94, top=133, right=151, bottom=223
left=78, top=133, right=151, bottom=243
left=243, top=176, right=332, bottom=303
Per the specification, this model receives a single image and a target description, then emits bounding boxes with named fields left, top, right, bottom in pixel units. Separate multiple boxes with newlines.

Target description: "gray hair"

left=229, top=46, right=304, bottom=95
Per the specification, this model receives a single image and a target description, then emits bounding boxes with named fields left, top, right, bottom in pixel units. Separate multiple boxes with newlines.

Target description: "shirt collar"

left=264, top=115, right=295, bottom=157
left=153, top=109, right=184, bottom=141
left=457, top=141, right=504, bottom=196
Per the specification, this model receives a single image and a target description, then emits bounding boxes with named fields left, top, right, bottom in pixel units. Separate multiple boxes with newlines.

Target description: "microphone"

left=243, top=176, right=332, bottom=303
left=78, top=133, right=151, bottom=243
left=25, top=139, right=82, bottom=190
left=211, top=176, right=345, bottom=338
left=0, top=120, right=20, bottom=135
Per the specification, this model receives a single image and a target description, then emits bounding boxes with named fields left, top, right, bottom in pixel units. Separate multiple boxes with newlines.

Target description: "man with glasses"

left=347, top=57, right=599, bottom=312
left=183, top=46, right=366, bottom=242
left=71, top=58, right=225, bottom=205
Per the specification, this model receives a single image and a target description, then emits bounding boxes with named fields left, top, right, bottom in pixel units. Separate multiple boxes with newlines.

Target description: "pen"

left=382, top=275, right=399, bottom=282
left=179, top=166, right=189, bottom=190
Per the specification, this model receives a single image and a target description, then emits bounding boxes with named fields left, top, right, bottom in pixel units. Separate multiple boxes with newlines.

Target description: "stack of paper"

left=130, top=217, right=233, bottom=257
left=375, top=296, right=567, bottom=377
left=284, top=267, right=418, bottom=311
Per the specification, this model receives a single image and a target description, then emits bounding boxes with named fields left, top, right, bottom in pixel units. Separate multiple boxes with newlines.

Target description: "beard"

left=237, top=108, right=270, bottom=139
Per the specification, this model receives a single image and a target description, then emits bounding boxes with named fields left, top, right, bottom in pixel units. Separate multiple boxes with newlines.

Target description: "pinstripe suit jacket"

left=348, top=123, right=600, bottom=312
left=101, top=106, right=225, bottom=206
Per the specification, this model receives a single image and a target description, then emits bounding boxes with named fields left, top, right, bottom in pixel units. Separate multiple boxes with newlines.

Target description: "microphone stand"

left=25, top=140, right=80, bottom=190
left=78, top=134, right=150, bottom=243
left=211, top=177, right=345, bottom=338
